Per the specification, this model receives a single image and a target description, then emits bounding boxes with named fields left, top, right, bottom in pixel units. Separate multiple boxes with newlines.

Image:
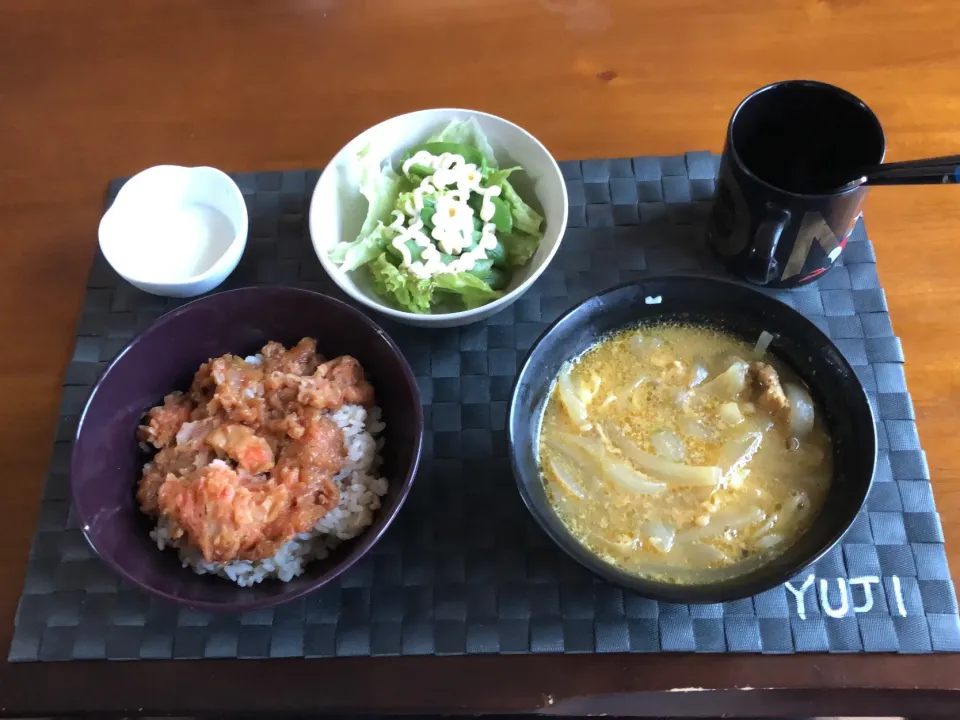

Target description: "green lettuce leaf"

left=433, top=271, right=504, bottom=310
left=329, top=144, right=403, bottom=273
left=500, top=232, right=540, bottom=267
left=428, top=118, right=497, bottom=168
left=369, top=253, right=434, bottom=314
left=501, top=178, right=544, bottom=238
left=356, top=145, right=403, bottom=240
left=483, top=166, right=521, bottom=188
left=330, top=224, right=390, bottom=273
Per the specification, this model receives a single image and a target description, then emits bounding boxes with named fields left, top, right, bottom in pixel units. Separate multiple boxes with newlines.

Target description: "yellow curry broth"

left=538, top=323, right=832, bottom=583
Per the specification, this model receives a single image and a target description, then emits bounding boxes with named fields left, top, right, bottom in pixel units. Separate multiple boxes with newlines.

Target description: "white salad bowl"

left=309, top=108, right=568, bottom=328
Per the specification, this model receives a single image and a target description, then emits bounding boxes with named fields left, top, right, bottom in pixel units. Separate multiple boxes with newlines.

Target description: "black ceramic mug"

left=706, top=80, right=885, bottom=287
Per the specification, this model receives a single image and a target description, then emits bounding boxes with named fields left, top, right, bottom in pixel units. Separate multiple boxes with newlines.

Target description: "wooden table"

left=2, top=0, right=959, bottom=716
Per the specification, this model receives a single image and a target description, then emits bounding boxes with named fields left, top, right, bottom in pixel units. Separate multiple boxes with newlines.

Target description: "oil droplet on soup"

left=537, top=323, right=832, bottom=584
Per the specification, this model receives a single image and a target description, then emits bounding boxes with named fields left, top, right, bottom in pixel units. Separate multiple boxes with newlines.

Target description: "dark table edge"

left=1, top=652, right=959, bottom=717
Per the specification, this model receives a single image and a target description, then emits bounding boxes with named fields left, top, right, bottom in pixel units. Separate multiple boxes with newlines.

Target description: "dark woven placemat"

left=10, top=153, right=960, bottom=661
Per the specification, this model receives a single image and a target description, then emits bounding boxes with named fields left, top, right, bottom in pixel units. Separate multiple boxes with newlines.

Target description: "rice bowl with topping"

left=138, top=338, right=390, bottom=587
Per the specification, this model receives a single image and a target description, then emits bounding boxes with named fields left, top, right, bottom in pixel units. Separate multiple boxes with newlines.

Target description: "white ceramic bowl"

left=309, top=109, right=568, bottom=328
left=98, top=165, right=248, bottom=298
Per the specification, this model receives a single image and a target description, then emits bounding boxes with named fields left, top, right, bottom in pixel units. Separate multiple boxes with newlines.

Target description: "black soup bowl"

left=508, top=275, right=876, bottom=603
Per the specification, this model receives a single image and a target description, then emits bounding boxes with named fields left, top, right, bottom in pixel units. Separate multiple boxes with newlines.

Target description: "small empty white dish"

left=98, top=165, right=248, bottom=297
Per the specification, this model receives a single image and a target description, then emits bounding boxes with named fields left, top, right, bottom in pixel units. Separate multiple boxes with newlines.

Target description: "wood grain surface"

left=1, top=0, right=960, bottom=716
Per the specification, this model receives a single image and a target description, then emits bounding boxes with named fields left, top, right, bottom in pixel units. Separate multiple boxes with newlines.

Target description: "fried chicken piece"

left=749, top=361, right=790, bottom=426
left=321, top=355, right=376, bottom=406
left=264, top=370, right=306, bottom=417
left=271, top=414, right=344, bottom=507
left=189, top=362, right=215, bottom=409
left=140, top=341, right=362, bottom=565
left=138, top=445, right=204, bottom=513
left=294, top=374, right=344, bottom=411
left=157, top=461, right=292, bottom=563
left=174, top=418, right=216, bottom=450
left=156, top=416, right=345, bottom=564
left=206, top=423, right=276, bottom=474
left=264, top=412, right=308, bottom=440
left=138, top=392, right=191, bottom=449
left=207, top=355, right=265, bottom=425
left=262, top=337, right=321, bottom=377
left=296, top=355, right=376, bottom=410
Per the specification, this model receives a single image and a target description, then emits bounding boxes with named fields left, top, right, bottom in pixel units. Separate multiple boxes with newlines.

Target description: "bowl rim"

left=70, top=285, right=424, bottom=611
left=508, top=274, right=877, bottom=603
left=308, top=107, right=569, bottom=323
left=98, top=165, right=249, bottom=289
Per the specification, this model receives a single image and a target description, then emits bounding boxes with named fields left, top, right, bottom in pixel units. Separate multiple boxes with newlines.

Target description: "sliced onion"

left=550, top=486, right=580, bottom=518
left=628, top=335, right=662, bottom=359
left=680, top=418, right=714, bottom=440
left=584, top=532, right=639, bottom=555
left=702, top=361, right=749, bottom=398
left=784, top=382, right=815, bottom=438
left=557, top=362, right=590, bottom=428
left=753, top=330, right=775, bottom=357
left=543, top=438, right=598, bottom=489
left=603, top=458, right=667, bottom=495
left=546, top=456, right=586, bottom=499
left=755, top=534, right=784, bottom=551
left=727, top=468, right=750, bottom=489
left=651, top=429, right=687, bottom=461
left=754, top=513, right=779, bottom=538
left=682, top=542, right=730, bottom=565
left=718, top=402, right=744, bottom=426
left=753, top=513, right=780, bottom=538
left=640, top=520, right=676, bottom=554
left=578, top=373, right=602, bottom=405
left=718, top=431, right=763, bottom=478
left=689, top=359, right=709, bottom=388
left=616, top=377, right=647, bottom=409
left=676, top=506, right=765, bottom=542
left=552, top=432, right=606, bottom=458
left=627, top=335, right=644, bottom=356
left=603, top=422, right=720, bottom=487
left=747, top=415, right=775, bottom=435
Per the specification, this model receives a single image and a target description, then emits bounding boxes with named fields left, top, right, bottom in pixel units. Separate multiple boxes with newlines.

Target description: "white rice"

left=149, top=404, right=388, bottom=586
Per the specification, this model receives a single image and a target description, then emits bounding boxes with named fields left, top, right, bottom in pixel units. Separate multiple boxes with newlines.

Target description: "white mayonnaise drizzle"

left=478, top=185, right=502, bottom=222
left=389, top=151, right=505, bottom=278
left=390, top=215, right=432, bottom=268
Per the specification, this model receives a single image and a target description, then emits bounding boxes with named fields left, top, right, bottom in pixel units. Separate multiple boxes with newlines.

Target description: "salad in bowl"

left=330, top=119, right=545, bottom=313
left=310, top=109, right=567, bottom=327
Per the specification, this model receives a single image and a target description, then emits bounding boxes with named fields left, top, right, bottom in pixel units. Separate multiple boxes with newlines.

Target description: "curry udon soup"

left=537, top=323, right=832, bottom=584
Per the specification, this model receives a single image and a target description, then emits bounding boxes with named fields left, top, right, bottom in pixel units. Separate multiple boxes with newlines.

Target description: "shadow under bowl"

left=508, top=275, right=876, bottom=603
left=71, top=286, right=423, bottom=612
